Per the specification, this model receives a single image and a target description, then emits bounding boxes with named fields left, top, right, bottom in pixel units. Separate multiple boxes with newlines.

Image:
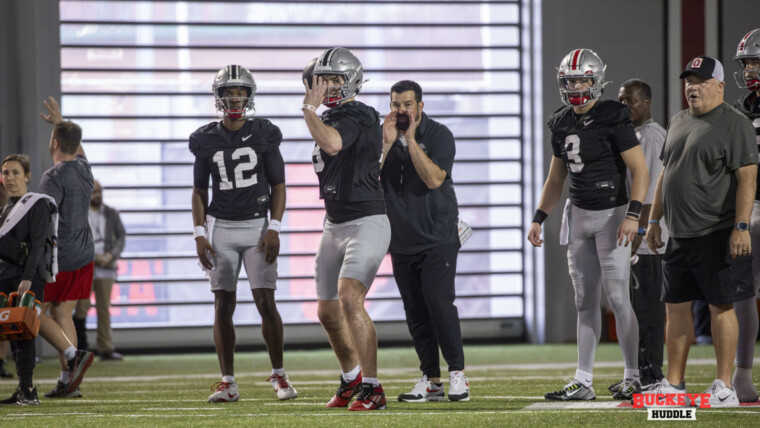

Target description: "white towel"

left=559, top=199, right=572, bottom=246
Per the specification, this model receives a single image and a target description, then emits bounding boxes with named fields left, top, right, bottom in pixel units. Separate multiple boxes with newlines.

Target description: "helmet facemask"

left=216, top=87, right=254, bottom=119
left=734, top=59, right=760, bottom=91
left=559, top=76, right=597, bottom=107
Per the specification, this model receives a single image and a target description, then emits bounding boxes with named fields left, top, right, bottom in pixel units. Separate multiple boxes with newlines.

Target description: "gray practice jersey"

left=661, top=103, right=758, bottom=238
left=39, top=155, right=95, bottom=271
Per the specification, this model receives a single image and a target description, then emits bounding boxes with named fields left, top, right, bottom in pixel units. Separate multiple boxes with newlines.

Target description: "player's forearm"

left=407, top=138, right=446, bottom=189
left=191, top=188, right=208, bottom=227
left=536, top=179, right=564, bottom=215
left=734, top=164, right=757, bottom=223
left=628, top=169, right=649, bottom=205
left=303, top=110, right=342, bottom=155
left=269, top=183, right=286, bottom=222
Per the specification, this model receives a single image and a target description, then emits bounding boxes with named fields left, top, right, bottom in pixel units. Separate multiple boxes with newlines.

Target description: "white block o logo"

left=691, top=58, right=703, bottom=68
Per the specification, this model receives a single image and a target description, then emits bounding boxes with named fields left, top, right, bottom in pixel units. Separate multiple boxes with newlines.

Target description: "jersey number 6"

left=213, top=147, right=259, bottom=190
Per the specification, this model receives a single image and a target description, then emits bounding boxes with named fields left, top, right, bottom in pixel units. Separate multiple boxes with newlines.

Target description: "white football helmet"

left=733, top=29, right=760, bottom=91
left=312, top=47, right=365, bottom=108
left=212, top=65, right=256, bottom=119
left=557, top=49, right=608, bottom=107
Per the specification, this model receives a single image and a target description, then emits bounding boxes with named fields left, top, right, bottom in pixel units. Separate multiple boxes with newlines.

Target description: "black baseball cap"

left=679, top=56, right=724, bottom=81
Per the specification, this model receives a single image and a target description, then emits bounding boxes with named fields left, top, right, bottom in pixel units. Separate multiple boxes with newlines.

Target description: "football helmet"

left=557, top=49, right=608, bottom=107
left=212, top=65, right=256, bottom=119
left=313, top=47, right=365, bottom=108
left=733, top=29, right=760, bottom=91
left=303, top=57, right=318, bottom=89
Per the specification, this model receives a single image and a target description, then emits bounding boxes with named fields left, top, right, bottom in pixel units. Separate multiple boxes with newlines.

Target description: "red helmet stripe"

left=570, top=49, right=583, bottom=70
left=739, top=30, right=756, bottom=52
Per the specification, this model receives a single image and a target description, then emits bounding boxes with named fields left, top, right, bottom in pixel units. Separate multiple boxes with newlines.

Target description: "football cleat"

left=325, top=373, right=363, bottom=408
left=0, top=386, right=39, bottom=405
left=45, top=380, right=83, bottom=398
left=397, top=376, right=444, bottom=402
left=347, top=383, right=387, bottom=411
left=268, top=373, right=298, bottom=400
left=448, top=371, right=470, bottom=402
left=608, top=380, right=622, bottom=393
left=545, top=379, right=596, bottom=401
left=612, top=378, right=641, bottom=400
left=696, top=379, right=739, bottom=408
left=208, top=381, right=239, bottom=403
left=66, top=350, right=94, bottom=394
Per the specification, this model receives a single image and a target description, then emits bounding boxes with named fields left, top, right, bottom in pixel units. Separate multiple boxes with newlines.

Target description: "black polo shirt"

left=381, top=112, right=459, bottom=255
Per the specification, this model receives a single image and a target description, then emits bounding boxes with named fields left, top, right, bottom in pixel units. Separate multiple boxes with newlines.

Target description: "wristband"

left=268, top=219, right=282, bottom=234
left=626, top=200, right=643, bottom=218
left=532, top=209, right=548, bottom=225
left=301, top=104, right=318, bottom=113
left=193, top=226, right=207, bottom=240
left=648, top=219, right=660, bottom=224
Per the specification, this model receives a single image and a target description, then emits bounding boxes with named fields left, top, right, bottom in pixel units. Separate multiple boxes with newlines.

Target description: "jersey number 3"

left=213, top=147, right=258, bottom=190
left=565, top=135, right=584, bottom=173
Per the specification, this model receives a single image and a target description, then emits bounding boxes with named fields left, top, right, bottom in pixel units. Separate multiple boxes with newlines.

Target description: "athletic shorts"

left=207, top=216, right=277, bottom=292
left=44, top=262, right=94, bottom=302
left=662, top=227, right=755, bottom=305
left=315, top=214, right=391, bottom=300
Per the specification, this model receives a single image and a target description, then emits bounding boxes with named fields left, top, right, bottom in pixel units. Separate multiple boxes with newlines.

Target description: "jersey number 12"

left=213, top=147, right=258, bottom=190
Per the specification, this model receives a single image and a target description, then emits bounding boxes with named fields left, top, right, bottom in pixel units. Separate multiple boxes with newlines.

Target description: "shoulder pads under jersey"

left=250, top=118, right=283, bottom=154
left=188, top=122, right=221, bottom=155
left=321, top=101, right=379, bottom=128
left=588, top=100, right=631, bottom=125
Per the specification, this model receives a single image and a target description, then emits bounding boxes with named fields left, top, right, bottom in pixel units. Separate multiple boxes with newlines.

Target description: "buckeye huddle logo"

left=632, top=393, right=710, bottom=420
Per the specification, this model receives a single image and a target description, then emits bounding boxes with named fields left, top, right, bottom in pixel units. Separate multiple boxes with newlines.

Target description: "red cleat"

left=325, top=373, right=363, bottom=408
left=347, top=383, right=387, bottom=411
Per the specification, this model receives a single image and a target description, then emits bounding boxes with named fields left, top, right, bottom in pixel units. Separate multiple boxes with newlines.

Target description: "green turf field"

left=1, top=344, right=759, bottom=427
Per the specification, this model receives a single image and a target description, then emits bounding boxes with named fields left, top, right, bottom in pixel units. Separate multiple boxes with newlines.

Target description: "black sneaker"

left=1, top=386, right=39, bottom=405
left=66, top=350, right=94, bottom=394
left=45, top=380, right=68, bottom=398
left=545, top=379, right=596, bottom=401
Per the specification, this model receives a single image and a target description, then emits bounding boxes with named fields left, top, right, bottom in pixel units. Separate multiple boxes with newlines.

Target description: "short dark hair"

left=52, top=121, right=82, bottom=155
left=621, top=79, right=652, bottom=101
left=2, top=154, right=32, bottom=178
left=390, top=80, right=423, bottom=103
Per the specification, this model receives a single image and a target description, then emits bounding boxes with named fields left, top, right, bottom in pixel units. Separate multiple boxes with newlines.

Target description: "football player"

left=731, top=28, right=760, bottom=403
left=527, top=49, right=649, bottom=401
left=301, top=48, right=391, bottom=411
left=190, top=65, right=297, bottom=403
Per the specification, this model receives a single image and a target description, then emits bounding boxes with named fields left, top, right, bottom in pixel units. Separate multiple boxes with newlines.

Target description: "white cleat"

left=397, top=376, right=445, bottom=402
left=208, top=381, right=239, bottom=403
left=268, top=373, right=298, bottom=400
left=448, top=371, right=470, bottom=402
left=697, top=379, right=739, bottom=408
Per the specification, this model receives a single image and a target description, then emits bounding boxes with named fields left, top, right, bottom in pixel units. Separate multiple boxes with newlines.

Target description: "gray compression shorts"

left=207, top=216, right=277, bottom=292
left=315, top=214, right=391, bottom=300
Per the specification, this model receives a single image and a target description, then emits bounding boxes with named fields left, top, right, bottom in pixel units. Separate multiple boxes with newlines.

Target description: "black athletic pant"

left=0, top=275, right=45, bottom=389
left=391, top=241, right=464, bottom=378
left=630, top=255, right=665, bottom=383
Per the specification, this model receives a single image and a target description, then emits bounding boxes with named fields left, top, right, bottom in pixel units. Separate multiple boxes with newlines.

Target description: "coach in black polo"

left=380, top=80, right=469, bottom=403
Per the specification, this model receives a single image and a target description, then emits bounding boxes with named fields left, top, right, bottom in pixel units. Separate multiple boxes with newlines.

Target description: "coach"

left=645, top=56, right=757, bottom=408
left=380, top=80, right=468, bottom=402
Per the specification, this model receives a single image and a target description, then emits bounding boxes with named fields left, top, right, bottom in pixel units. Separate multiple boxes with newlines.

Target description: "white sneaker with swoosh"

left=208, top=381, right=239, bottom=403
left=697, top=379, right=739, bottom=408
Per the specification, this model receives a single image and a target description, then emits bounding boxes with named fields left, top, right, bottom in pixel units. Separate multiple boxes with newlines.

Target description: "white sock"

left=363, top=376, right=380, bottom=386
left=575, top=369, right=593, bottom=387
left=624, top=369, right=640, bottom=381
left=222, top=375, right=235, bottom=384
left=63, top=346, right=77, bottom=362
left=271, top=368, right=285, bottom=376
left=342, top=365, right=360, bottom=382
left=60, top=371, right=70, bottom=383
left=734, top=367, right=753, bottom=382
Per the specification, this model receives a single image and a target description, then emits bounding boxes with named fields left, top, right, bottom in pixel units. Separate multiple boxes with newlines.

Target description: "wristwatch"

left=736, top=222, right=749, bottom=232
left=637, top=226, right=647, bottom=236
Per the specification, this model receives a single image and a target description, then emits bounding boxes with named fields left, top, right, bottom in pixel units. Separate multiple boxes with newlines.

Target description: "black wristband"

left=532, top=209, right=548, bottom=225
left=627, top=200, right=643, bottom=217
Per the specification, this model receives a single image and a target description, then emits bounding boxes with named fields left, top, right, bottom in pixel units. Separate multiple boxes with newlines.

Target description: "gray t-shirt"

left=39, top=155, right=95, bottom=271
left=661, top=102, right=758, bottom=238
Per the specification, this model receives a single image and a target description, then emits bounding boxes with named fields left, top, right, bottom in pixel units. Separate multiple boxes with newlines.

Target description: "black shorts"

left=662, top=227, right=755, bottom=305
